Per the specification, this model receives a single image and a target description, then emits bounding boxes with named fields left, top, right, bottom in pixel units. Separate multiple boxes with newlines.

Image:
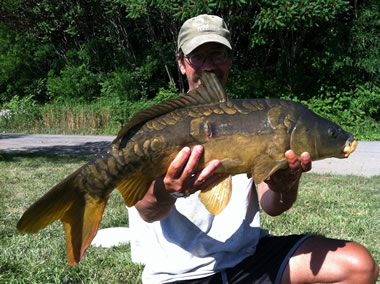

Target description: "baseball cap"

left=177, top=14, right=232, bottom=55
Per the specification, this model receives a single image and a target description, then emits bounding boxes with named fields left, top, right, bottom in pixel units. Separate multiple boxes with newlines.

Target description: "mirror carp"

left=17, top=72, right=358, bottom=265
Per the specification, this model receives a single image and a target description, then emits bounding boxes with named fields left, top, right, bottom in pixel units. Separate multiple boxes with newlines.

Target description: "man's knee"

left=344, top=241, right=378, bottom=283
left=285, top=237, right=378, bottom=283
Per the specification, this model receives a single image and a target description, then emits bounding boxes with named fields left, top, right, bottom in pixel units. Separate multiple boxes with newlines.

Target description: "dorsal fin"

left=112, top=72, right=228, bottom=144
left=198, top=71, right=228, bottom=103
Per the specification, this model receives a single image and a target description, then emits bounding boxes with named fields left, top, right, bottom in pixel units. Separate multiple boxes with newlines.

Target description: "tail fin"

left=17, top=169, right=109, bottom=265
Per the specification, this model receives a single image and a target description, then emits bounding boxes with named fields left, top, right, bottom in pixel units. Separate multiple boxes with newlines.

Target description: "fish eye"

left=328, top=127, right=338, bottom=138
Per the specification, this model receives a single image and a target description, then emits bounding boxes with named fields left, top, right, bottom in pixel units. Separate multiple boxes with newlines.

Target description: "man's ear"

left=177, top=54, right=186, bottom=75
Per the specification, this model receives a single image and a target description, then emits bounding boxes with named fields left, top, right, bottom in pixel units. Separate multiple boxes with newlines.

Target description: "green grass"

left=0, top=154, right=143, bottom=283
left=0, top=153, right=379, bottom=283
left=261, top=174, right=380, bottom=264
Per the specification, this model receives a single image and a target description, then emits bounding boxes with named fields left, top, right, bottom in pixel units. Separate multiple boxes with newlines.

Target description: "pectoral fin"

left=198, top=175, right=232, bottom=215
left=252, top=155, right=288, bottom=184
left=117, top=173, right=154, bottom=207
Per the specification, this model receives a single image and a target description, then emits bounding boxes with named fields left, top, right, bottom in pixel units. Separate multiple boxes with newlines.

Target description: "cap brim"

left=181, top=34, right=232, bottom=55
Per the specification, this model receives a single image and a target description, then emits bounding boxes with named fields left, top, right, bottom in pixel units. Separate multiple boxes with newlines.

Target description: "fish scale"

left=16, top=72, right=358, bottom=266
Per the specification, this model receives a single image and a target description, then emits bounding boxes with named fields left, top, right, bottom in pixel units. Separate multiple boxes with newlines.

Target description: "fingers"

left=195, top=160, right=227, bottom=190
left=195, top=160, right=221, bottom=184
left=300, top=152, right=312, bottom=172
left=284, top=150, right=298, bottom=167
left=166, top=145, right=203, bottom=180
left=166, top=146, right=192, bottom=180
left=164, top=145, right=222, bottom=197
left=285, top=150, right=312, bottom=173
left=183, top=145, right=204, bottom=180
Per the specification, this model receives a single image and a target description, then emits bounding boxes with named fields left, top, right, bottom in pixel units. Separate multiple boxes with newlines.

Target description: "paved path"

left=310, top=141, right=379, bottom=177
left=0, top=133, right=379, bottom=177
left=0, top=133, right=115, bottom=156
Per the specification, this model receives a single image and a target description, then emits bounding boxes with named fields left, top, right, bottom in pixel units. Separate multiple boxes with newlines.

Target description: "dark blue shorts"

left=171, top=234, right=310, bottom=284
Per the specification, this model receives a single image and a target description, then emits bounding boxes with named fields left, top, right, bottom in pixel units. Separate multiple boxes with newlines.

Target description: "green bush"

left=308, top=86, right=380, bottom=123
left=0, top=95, right=40, bottom=132
left=1, top=82, right=378, bottom=140
left=96, top=81, right=179, bottom=133
left=47, top=64, right=102, bottom=102
left=282, top=85, right=380, bottom=140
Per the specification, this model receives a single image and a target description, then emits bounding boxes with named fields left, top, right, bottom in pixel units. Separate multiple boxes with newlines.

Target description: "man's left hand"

left=265, top=150, right=312, bottom=193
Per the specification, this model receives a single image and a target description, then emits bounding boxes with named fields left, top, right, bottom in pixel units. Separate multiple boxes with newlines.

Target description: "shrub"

left=0, top=95, right=40, bottom=132
left=96, top=81, right=179, bottom=133
left=47, top=64, right=102, bottom=102
left=282, top=85, right=380, bottom=140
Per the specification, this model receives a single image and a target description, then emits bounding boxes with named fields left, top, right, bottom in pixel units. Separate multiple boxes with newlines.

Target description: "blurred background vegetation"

left=0, top=0, right=379, bottom=139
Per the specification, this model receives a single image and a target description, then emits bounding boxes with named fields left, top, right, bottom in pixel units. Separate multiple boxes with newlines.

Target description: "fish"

left=16, top=72, right=358, bottom=265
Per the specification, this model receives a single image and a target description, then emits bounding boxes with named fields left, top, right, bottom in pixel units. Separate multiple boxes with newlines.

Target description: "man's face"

left=178, top=43, right=232, bottom=91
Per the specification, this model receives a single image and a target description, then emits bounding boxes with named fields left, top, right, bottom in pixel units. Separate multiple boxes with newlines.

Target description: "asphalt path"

left=0, top=133, right=115, bottom=156
left=0, top=133, right=379, bottom=177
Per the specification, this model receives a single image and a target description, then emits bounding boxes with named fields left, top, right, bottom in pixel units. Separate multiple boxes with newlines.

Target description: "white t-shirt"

left=128, top=174, right=268, bottom=283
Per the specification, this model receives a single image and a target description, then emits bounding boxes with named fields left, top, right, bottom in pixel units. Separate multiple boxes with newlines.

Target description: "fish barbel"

left=17, top=72, right=358, bottom=265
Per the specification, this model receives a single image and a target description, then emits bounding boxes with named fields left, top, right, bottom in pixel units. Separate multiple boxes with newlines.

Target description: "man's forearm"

left=134, top=179, right=176, bottom=223
left=258, top=180, right=299, bottom=216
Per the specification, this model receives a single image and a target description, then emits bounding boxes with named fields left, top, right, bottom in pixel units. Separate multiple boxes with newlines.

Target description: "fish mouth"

left=343, top=140, right=358, bottom=158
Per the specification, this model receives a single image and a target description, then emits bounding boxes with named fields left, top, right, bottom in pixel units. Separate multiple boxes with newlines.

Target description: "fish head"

left=290, top=110, right=358, bottom=161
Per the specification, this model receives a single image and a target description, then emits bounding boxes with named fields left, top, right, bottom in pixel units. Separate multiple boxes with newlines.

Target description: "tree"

left=0, top=0, right=378, bottom=104
left=252, top=0, right=350, bottom=94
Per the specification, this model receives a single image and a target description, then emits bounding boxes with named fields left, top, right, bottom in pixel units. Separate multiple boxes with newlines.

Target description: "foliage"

left=96, top=81, right=179, bottom=131
left=309, top=86, right=380, bottom=140
left=281, top=85, right=380, bottom=140
left=0, top=95, right=40, bottom=131
left=348, top=0, right=380, bottom=85
left=38, top=103, right=114, bottom=135
left=0, top=94, right=37, bottom=115
left=47, top=64, right=102, bottom=102
left=100, top=56, right=161, bottom=102
left=251, top=0, right=351, bottom=94
left=0, top=23, right=53, bottom=103
left=309, top=86, right=380, bottom=123
left=253, top=0, right=350, bottom=32
left=0, top=0, right=379, bottom=139
left=0, top=81, right=179, bottom=135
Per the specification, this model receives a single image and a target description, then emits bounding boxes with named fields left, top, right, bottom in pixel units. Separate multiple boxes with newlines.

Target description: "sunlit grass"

left=0, top=154, right=143, bottom=283
left=261, top=173, right=380, bottom=265
left=0, top=153, right=378, bottom=283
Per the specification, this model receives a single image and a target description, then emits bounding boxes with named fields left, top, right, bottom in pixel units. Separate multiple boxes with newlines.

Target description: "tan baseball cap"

left=177, top=14, right=232, bottom=55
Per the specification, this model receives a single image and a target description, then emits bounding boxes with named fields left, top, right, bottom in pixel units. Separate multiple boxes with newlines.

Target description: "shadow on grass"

left=0, top=262, right=24, bottom=276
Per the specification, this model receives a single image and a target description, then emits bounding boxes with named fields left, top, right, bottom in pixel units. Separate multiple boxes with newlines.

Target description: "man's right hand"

left=135, top=145, right=224, bottom=222
left=163, top=145, right=224, bottom=197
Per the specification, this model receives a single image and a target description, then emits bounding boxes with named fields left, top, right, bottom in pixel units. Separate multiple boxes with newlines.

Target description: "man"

left=132, top=15, right=378, bottom=283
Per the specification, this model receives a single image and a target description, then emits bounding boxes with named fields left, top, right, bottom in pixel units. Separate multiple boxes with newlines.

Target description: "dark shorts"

left=171, top=234, right=311, bottom=284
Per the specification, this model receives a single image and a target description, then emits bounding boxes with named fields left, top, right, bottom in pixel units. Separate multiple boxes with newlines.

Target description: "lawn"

left=0, top=153, right=379, bottom=283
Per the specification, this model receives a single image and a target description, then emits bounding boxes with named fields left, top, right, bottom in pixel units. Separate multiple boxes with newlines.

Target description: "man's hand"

left=135, top=145, right=225, bottom=222
left=265, top=150, right=312, bottom=193
left=163, top=145, right=225, bottom=197
left=258, top=150, right=312, bottom=216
